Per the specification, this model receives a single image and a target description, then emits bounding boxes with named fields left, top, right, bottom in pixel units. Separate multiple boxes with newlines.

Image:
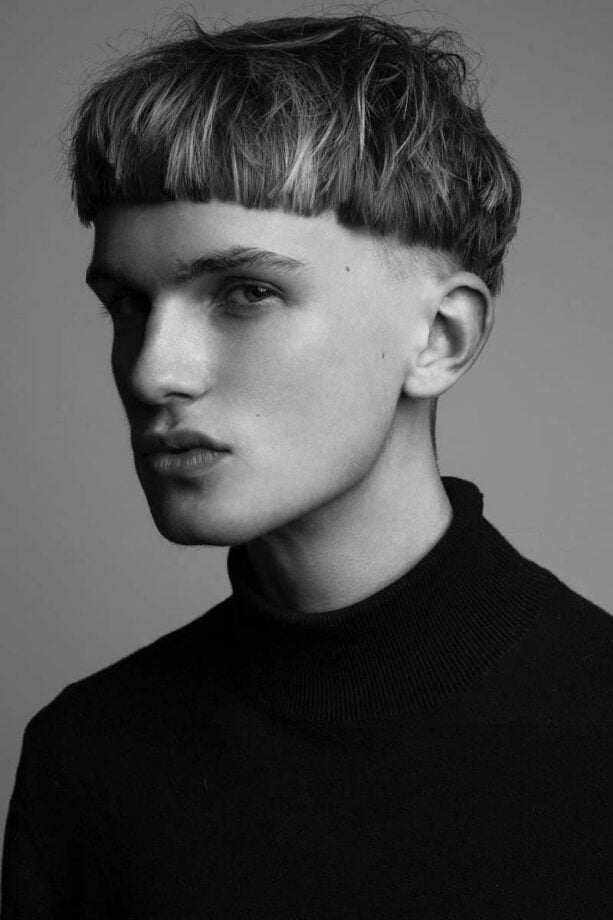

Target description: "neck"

left=245, top=435, right=452, bottom=614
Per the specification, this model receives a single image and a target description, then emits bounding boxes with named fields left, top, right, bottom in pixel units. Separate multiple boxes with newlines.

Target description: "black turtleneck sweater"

left=3, top=477, right=613, bottom=918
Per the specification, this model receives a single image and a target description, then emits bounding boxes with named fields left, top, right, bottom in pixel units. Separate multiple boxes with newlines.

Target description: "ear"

left=403, top=271, right=494, bottom=399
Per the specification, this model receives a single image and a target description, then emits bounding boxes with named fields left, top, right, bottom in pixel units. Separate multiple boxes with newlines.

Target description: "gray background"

left=1, top=0, right=611, bottom=840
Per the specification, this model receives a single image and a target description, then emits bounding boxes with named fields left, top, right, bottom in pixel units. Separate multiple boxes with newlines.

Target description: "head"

left=66, top=12, right=521, bottom=547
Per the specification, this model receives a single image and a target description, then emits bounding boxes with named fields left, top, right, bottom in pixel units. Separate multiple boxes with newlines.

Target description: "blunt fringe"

left=64, top=11, right=522, bottom=297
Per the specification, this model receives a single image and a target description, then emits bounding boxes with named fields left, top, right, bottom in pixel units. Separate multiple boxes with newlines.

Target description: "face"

left=87, top=199, right=436, bottom=546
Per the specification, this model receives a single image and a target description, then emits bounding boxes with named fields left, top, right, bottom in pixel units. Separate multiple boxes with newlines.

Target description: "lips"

left=144, top=445, right=228, bottom=476
left=135, top=429, right=230, bottom=455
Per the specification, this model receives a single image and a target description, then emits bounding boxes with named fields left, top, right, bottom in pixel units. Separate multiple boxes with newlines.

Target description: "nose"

left=124, top=299, right=213, bottom=404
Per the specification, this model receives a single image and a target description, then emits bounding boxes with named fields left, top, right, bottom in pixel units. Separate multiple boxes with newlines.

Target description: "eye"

left=217, top=282, right=279, bottom=313
left=98, top=291, right=149, bottom=326
left=95, top=281, right=279, bottom=325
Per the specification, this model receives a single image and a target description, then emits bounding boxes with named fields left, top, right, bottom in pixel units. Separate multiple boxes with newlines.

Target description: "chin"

left=143, top=494, right=273, bottom=548
left=149, top=509, right=253, bottom=547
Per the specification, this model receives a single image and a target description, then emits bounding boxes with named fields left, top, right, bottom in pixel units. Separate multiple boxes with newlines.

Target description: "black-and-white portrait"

left=2, top=1, right=612, bottom=915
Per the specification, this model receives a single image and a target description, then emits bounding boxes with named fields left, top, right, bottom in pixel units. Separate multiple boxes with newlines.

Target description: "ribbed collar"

left=221, top=476, right=554, bottom=723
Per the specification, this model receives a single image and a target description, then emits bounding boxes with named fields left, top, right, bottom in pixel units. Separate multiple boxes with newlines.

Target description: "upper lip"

left=135, top=429, right=230, bottom=455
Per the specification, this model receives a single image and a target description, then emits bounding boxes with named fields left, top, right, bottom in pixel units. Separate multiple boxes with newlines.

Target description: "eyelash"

left=98, top=281, right=279, bottom=322
left=217, top=282, right=278, bottom=311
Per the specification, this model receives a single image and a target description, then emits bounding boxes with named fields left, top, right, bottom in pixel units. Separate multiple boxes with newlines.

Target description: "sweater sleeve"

left=1, top=717, right=77, bottom=919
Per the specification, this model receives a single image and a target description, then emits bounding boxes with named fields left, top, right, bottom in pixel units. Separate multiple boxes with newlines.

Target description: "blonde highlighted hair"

left=65, top=11, right=521, bottom=296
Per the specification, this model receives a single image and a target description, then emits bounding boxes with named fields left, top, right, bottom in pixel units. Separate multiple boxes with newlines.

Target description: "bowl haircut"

left=64, top=12, right=522, bottom=455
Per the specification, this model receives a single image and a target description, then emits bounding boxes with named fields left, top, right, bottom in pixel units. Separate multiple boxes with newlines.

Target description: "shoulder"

left=21, top=596, right=233, bottom=761
left=546, top=576, right=613, bottom=706
left=484, top=569, right=613, bottom=721
left=538, top=574, right=613, bottom=664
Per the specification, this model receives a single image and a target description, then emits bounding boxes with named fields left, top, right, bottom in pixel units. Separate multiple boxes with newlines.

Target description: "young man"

left=2, top=12, right=612, bottom=917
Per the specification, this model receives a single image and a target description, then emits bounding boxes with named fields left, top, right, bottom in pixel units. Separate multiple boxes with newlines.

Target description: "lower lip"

left=143, top=448, right=229, bottom=477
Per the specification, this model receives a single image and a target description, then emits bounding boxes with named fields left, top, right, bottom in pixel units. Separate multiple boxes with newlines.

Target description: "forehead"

left=90, top=199, right=421, bottom=283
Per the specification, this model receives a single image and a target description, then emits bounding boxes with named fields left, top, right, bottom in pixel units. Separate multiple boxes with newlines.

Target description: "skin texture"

left=88, top=199, right=493, bottom=612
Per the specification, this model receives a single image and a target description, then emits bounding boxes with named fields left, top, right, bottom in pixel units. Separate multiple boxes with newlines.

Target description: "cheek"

left=235, top=320, right=396, bottom=461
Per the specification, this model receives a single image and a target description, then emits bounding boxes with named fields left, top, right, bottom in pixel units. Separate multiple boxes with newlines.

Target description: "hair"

left=63, top=10, right=522, bottom=459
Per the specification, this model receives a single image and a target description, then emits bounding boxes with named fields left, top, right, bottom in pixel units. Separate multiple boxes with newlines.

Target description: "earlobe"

left=404, top=272, right=494, bottom=399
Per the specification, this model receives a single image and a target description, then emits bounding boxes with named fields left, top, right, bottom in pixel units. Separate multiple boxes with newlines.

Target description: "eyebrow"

left=85, top=246, right=308, bottom=288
